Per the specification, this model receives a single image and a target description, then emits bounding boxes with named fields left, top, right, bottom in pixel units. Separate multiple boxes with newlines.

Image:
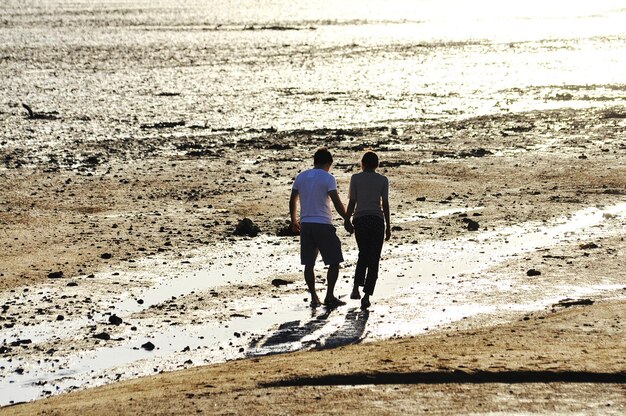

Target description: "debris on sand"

left=271, top=278, right=292, bottom=287
left=233, top=218, right=260, bottom=237
left=142, top=342, right=156, bottom=351
left=554, top=298, right=594, bottom=308
left=526, top=269, right=541, bottom=277
left=600, top=110, right=626, bottom=119
left=140, top=121, right=185, bottom=129
left=21, top=103, right=60, bottom=120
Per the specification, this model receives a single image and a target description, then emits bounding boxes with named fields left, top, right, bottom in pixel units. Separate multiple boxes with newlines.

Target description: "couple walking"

left=289, top=148, right=391, bottom=309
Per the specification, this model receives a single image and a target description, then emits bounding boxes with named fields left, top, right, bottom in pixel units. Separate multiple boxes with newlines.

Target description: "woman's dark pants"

left=353, top=215, right=385, bottom=296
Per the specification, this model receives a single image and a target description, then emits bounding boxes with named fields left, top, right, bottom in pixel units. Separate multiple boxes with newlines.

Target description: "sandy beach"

left=2, top=0, right=626, bottom=413
left=2, top=106, right=626, bottom=413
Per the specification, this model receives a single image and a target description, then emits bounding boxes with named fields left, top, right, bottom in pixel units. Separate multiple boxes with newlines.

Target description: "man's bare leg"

left=324, top=264, right=345, bottom=307
left=304, top=265, right=321, bottom=307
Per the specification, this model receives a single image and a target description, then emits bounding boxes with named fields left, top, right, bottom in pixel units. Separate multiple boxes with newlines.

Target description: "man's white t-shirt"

left=292, top=168, right=337, bottom=225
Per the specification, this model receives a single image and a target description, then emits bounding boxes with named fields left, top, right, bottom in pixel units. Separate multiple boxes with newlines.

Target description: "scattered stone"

left=555, top=298, right=594, bottom=308
left=66, top=282, right=78, bottom=287
left=526, top=269, right=541, bottom=276
left=141, top=121, right=185, bottom=129
left=56, top=315, right=64, bottom=321
left=10, top=339, right=32, bottom=346
left=142, top=341, right=156, bottom=351
left=109, top=314, right=123, bottom=326
left=579, top=242, right=599, bottom=250
left=233, top=218, right=260, bottom=237
left=48, top=271, right=64, bottom=279
left=271, top=278, right=291, bottom=287
left=93, top=332, right=110, bottom=341
left=0, top=346, right=12, bottom=354
left=462, top=218, right=480, bottom=231
left=100, top=253, right=112, bottom=260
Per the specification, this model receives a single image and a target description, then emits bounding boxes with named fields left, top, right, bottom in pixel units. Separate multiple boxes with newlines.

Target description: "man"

left=289, top=148, right=353, bottom=308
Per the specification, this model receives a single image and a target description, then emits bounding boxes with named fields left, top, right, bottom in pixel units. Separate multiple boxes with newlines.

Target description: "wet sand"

left=3, top=299, right=625, bottom=415
left=1, top=106, right=626, bottom=412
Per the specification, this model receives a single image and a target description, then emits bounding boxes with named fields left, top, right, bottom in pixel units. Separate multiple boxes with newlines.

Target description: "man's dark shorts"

left=300, top=222, right=343, bottom=266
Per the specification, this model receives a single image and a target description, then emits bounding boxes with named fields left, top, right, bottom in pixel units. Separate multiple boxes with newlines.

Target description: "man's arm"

left=329, top=190, right=353, bottom=233
left=289, top=189, right=300, bottom=233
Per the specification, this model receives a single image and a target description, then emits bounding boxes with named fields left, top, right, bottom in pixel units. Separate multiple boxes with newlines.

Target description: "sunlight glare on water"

left=1, top=0, right=625, bottom=132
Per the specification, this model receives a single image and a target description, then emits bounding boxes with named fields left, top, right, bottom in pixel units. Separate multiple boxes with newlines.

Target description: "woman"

left=346, top=151, right=391, bottom=309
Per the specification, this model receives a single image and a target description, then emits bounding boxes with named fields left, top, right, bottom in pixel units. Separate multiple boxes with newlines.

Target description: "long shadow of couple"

left=248, top=307, right=369, bottom=357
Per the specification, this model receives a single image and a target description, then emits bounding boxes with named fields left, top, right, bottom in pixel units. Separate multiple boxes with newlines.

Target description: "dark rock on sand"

left=462, top=218, right=480, bottom=231
left=109, top=314, right=123, bottom=326
left=94, top=332, right=111, bottom=341
left=142, top=341, right=156, bottom=351
left=579, top=242, right=599, bottom=249
left=276, top=222, right=299, bottom=236
left=271, top=278, right=292, bottom=287
left=100, top=253, right=112, bottom=259
left=48, top=271, right=64, bottom=279
left=459, top=148, right=492, bottom=158
left=526, top=269, right=541, bottom=276
left=0, top=346, right=12, bottom=354
left=233, top=218, right=260, bottom=237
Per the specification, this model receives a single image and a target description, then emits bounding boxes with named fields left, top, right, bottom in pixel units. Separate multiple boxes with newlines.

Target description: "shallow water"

left=1, top=0, right=625, bottom=142
left=1, top=202, right=625, bottom=405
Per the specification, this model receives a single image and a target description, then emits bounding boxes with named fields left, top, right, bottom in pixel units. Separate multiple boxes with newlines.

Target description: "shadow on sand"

left=248, top=307, right=369, bottom=356
left=263, top=370, right=626, bottom=387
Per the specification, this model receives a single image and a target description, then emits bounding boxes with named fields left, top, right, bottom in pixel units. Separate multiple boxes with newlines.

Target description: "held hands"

left=344, top=218, right=354, bottom=234
left=290, top=220, right=301, bottom=234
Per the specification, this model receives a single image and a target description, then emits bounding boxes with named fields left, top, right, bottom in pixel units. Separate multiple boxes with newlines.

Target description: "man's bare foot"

left=361, top=295, right=371, bottom=310
left=350, top=287, right=361, bottom=299
left=323, top=296, right=346, bottom=309
left=310, top=296, right=322, bottom=308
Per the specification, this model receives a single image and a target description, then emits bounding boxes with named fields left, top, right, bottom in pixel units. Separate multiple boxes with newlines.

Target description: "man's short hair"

left=314, top=148, right=333, bottom=166
left=362, top=151, right=379, bottom=169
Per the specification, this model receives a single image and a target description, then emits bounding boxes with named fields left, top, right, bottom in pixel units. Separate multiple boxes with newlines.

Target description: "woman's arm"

left=382, top=198, right=391, bottom=240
